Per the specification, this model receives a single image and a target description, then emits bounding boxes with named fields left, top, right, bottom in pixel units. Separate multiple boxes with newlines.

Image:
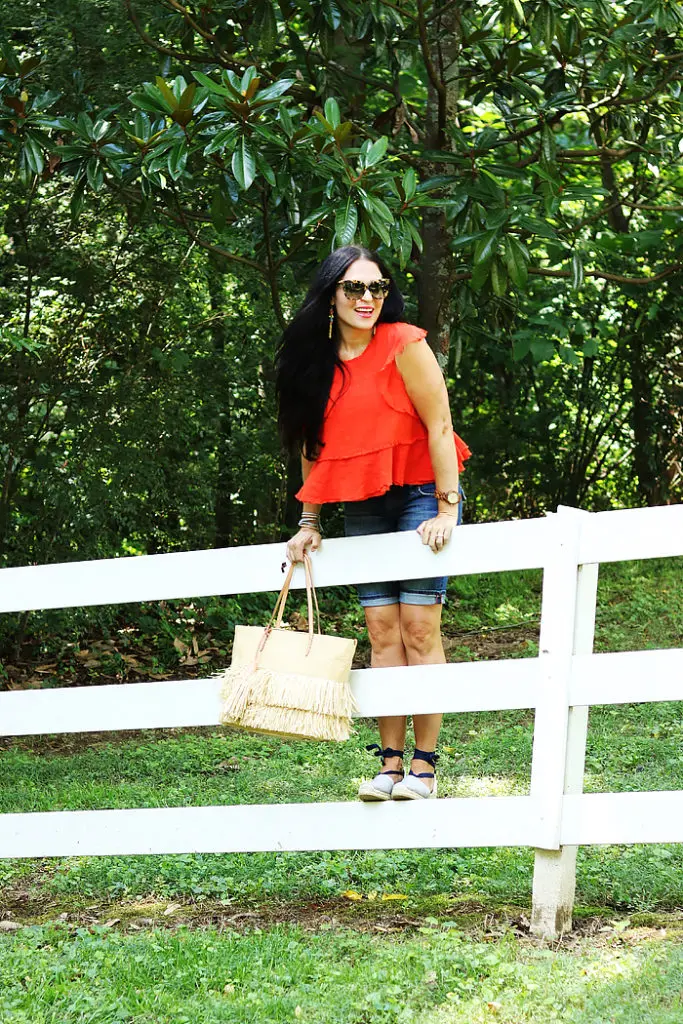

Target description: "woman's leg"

left=364, top=603, right=408, bottom=775
left=399, top=602, right=445, bottom=787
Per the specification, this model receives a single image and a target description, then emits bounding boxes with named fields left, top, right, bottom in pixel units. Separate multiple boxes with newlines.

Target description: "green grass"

left=1, top=557, right=682, bottom=1022
left=2, top=701, right=683, bottom=914
left=1, top=558, right=682, bottom=917
left=1, top=921, right=682, bottom=1023
left=0, top=557, right=679, bottom=917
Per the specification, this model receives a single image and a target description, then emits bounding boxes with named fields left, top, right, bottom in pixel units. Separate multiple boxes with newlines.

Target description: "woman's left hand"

left=417, top=512, right=459, bottom=553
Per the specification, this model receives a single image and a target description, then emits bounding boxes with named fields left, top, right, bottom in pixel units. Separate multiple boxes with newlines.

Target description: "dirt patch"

left=450, top=625, right=538, bottom=660
left=351, top=625, right=538, bottom=670
left=4, top=890, right=678, bottom=949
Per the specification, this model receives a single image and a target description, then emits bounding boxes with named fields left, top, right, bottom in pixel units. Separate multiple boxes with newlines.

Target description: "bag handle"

left=255, top=553, right=320, bottom=665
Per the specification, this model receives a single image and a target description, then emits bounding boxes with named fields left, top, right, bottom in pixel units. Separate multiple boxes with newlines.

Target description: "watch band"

left=434, top=488, right=462, bottom=505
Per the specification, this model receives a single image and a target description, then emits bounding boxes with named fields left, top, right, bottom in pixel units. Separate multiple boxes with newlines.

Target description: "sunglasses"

left=337, top=278, right=390, bottom=300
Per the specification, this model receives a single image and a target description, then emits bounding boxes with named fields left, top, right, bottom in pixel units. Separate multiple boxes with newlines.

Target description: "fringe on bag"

left=218, top=664, right=357, bottom=742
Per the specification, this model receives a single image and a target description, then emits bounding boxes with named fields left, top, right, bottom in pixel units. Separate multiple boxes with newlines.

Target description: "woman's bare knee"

left=364, top=605, right=405, bottom=662
left=400, top=605, right=444, bottom=662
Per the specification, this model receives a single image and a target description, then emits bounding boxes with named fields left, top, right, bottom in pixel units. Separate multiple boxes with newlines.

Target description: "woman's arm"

left=285, top=453, right=323, bottom=562
left=300, top=454, right=322, bottom=520
left=395, top=340, right=460, bottom=512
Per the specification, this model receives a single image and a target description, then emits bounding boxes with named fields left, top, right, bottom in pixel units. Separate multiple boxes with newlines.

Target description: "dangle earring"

left=328, top=301, right=335, bottom=339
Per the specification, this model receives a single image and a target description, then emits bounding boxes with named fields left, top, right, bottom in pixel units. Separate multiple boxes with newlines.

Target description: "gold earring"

left=328, top=302, right=335, bottom=339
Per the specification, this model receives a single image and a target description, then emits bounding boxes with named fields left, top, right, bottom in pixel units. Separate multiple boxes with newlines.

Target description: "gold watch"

left=435, top=488, right=461, bottom=505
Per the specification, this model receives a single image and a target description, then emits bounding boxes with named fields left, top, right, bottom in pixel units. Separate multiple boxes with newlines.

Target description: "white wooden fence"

left=1, top=503, right=682, bottom=938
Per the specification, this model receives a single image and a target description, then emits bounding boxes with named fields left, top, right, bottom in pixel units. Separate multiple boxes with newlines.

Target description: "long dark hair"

left=275, top=246, right=405, bottom=460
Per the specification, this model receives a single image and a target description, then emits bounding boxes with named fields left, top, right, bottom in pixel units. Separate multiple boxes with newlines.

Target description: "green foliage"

left=2, top=921, right=681, bottom=1023
left=0, top=0, right=681, bottom=601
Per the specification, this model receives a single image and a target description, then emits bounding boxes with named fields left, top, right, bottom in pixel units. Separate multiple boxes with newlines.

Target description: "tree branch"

left=124, top=0, right=225, bottom=66
left=530, top=263, right=682, bottom=285
left=416, top=0, right=446, bottom=146
left=378, top=0, right=417, bottom=21
left=261, top=192, right=286, bottom=331
left=165, top=206, right=265, bottom=274
left=450, top=262, right=682, bottom=286
left=124, top=0, right=247, bottom=71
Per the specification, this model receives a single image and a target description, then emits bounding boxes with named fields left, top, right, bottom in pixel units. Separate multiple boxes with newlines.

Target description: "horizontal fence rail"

left=1, top=503, right=682, bottom=936
left=1, top=504, right=681, bottom=615
left=0, top=517, right=552, bottom=614
left=4, top=792, right=683, bottom=860
left=3, top=648, right=683, bottom=738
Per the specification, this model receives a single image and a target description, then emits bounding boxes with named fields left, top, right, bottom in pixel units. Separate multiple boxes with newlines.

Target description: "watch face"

left=447, top=490, right=459, bottom=503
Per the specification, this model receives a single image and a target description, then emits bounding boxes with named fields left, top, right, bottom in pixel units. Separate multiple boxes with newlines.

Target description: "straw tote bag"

left=218, top=553, right=358, bottom=741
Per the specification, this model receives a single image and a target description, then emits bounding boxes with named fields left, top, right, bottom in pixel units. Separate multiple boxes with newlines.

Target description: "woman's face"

left=333, top=258, right=388, bottom=333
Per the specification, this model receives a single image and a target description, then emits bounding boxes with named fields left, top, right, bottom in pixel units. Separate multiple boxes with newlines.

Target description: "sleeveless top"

left=296, top=321, right=471, bottom=504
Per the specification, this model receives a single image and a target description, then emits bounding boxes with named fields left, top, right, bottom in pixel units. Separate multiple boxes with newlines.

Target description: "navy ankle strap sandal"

left=391, top=748, right=439, bottom=801
left=408, top=747, right=439, bottom=781
left=357, top=744, right=405, bottom=802
left=366, top=743, right=405, bottom=777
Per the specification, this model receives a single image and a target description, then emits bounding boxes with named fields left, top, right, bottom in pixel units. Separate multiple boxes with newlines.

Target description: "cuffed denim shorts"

left=343, top=482, right=464, bottom=607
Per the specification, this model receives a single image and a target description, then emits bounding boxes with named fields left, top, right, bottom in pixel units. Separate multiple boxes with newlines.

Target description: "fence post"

left=530, top=508, right=598, bottom=939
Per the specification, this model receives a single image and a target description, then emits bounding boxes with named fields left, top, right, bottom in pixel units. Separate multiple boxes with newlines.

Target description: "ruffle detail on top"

left=297, top=434, right=471, bottom=504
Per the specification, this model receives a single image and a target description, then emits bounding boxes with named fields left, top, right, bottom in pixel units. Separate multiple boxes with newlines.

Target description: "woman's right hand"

left=286, top=527, right=321, bottom=564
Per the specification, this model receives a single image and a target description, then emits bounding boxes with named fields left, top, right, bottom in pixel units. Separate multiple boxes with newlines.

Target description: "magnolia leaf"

left=402, top=166, right=417, bottom=201
left=86, top=156, right=104, bottom=191
left=324, top=97, right=341, bottom=128
left=178, top=83, right=196, bottom=110
left=240, top=66, right=259, bottom=95
left=335, top=199, right=357, bottom=246
left=490, top=256, right=508, bottom=296
left=191, top=71, right=234, bottom=98
left=167, top=142, right=188, bottom=181
left=504, top=235, right=529, bottom=288
left=570, top=252, right=584, bottom=290
left=232, top=137, right=256, bottom=190
left=469, top=259, right=491, bottom=292
left=155, top=77, right=178, bottom=110
left=405, top=218, right=423, bottom=252
left=365, top=135, right=388, bottom=167
left=257, top=79, right=295, bottom=102
left=256, top=152, right=276, bottom=187
left=22, top=134, right=44, bottom=175
left=473, top=229, right=499, bottom=266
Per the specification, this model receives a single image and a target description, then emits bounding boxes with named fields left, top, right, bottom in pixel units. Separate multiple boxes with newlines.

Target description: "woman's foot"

left=391, top=749, right=439, bottom=800
left=358, top=744, right=404, bottom=802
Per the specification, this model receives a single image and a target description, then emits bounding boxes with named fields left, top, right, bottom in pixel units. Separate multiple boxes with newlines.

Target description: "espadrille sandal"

left=391, top=748, right=439, bottom=800
left=358, top=744, right=405, bottom=802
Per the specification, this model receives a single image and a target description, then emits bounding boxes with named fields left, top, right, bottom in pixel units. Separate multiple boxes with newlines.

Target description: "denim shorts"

left=343, top=482, right=464, bottom=607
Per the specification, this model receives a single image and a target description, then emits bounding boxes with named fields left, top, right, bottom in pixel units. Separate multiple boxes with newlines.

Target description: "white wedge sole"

left=358, top=773, right=400, bottom=802
left=391, top=776, right=438, bottom=800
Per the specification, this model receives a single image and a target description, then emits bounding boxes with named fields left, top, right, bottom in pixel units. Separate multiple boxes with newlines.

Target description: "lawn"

left=1, top=556, right=682, bottom=1021
left=1, top=920, right=683, bottom=1023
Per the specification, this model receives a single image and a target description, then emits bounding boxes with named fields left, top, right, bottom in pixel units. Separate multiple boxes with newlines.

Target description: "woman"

left=276, top=246, right=470, bottom=801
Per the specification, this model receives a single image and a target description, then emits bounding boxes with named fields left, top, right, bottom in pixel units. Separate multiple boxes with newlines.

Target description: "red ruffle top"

left=296, top=321, right=471, bottom=504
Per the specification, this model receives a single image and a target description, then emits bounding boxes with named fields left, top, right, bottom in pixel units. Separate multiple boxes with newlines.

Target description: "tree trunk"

left=208, top=272, right=234, bottom=548
left=630, top=331, right=663, bottom=506
left=417, top=1, right=461, bottom=367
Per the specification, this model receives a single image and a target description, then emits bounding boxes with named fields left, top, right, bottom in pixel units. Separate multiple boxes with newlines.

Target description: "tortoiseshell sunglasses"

left=337, top=278, right=391, bottom=299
